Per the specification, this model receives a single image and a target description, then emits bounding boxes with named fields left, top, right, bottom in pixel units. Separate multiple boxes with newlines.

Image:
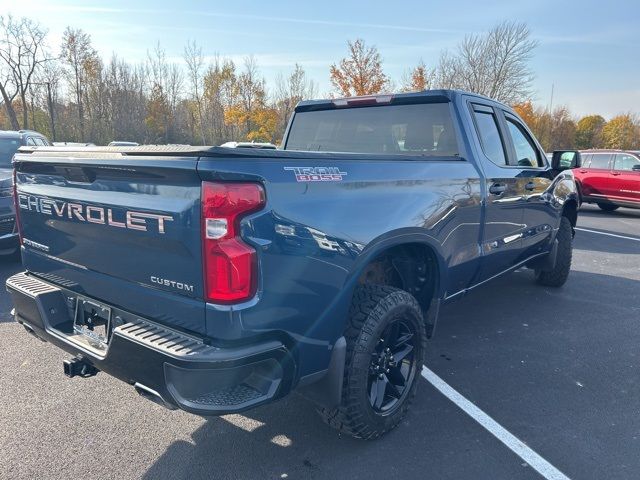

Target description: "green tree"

left=575, top=115, right=605, bottom=149
left=602, top=114, right=639, bottom=149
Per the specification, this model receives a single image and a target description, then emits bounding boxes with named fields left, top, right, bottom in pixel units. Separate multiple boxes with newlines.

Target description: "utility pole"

left=547, top=83, right=555, bottom=150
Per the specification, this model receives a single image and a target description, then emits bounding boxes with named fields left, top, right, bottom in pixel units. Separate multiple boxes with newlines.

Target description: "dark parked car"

left=0, top=130, right=51, bottom=255
left=7, top=90, right=579, bottom=439
left=574, top=150, right=640, bottom=211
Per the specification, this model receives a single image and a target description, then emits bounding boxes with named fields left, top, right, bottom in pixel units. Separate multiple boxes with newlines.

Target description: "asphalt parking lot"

left=0, top=203, right=638, bottom=480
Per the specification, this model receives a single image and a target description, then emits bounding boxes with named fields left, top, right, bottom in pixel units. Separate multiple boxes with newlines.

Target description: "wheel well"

left=356, top=243, right=439, bottom=313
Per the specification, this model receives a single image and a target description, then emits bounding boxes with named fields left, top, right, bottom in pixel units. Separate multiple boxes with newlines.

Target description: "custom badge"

left=284, top=166, right=347, bottom=182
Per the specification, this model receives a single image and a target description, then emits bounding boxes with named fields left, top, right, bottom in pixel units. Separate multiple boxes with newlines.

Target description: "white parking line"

left=421, top=366, right=571, bottom=480
left=575, top=227, right=640, bottom=242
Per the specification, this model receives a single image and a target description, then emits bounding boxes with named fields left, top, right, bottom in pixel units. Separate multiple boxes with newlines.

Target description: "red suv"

left=574, top=150, right=640, bottom=211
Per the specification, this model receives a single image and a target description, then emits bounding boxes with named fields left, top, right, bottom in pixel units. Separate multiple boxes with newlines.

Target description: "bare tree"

left=0, top=15, right=50, bottom=129
left=203, top=56, right=238, bottom=143
left=147, top=43, right=183, bottom=143
left=274, top=63, right=316, bottom=136
left=233, top=56, right=266, bottom=137
left=330, top=39, right=389, bottom=97
left=435, top=21, right=538, bottom=104
left=38, top=60, right=63, bottom=140
left=60, top=26, right=99, bottom=141
left=184, top=40, right=206, bottom=144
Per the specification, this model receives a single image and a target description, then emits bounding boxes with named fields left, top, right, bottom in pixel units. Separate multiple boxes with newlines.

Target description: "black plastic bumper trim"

left=6, top=271, right=295, bottom=415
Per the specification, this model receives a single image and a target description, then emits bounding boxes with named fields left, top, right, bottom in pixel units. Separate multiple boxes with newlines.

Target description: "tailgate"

left=14, top=151, right=205, bottom=333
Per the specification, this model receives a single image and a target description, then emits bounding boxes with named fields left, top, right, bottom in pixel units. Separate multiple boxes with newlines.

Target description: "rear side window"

left=285, top=103, right=459, bottom=156
left=589, top=154, right=611, bottom=169
left=472, top=109, right=507, bottom=166
left=614, top=154, right=640, bottom=171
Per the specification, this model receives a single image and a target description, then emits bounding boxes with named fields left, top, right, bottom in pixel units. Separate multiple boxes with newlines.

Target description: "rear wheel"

left=597, top=202, right=619, bottom=212
left=535, top=216, right=572, bottom=287
left=318, top=285, right=426, bottom=440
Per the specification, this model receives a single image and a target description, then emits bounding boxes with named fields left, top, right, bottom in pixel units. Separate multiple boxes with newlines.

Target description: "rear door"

left=612, top=153, right=640, bottom=204
left=467, top=101, right=528, bottom=280
left=14, top=152, right=206, bottom=334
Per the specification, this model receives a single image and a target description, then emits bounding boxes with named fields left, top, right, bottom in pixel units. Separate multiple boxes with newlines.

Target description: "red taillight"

left=201, top=182, right=265, bottom=303
left=12, top=169, right=23, bottom=245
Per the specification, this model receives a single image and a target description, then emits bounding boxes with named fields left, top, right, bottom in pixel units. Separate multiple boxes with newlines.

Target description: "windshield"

left=0, top=138, right=20, bottom=168
left=285, top=102, right=459, bottom=156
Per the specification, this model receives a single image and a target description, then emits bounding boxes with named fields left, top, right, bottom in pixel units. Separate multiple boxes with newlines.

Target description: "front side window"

left=505, top=118, right=541, bottom=167
left=589, top=154, right=611, bottom=169
left=614, top=154, right=640, bottom=171
left=472, top=109, right=507, bottom=166
left=285, top=102, right=459, bottom=156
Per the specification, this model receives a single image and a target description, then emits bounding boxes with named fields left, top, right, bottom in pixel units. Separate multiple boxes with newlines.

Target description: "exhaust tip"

left=134, top=383, right=177, bottom=410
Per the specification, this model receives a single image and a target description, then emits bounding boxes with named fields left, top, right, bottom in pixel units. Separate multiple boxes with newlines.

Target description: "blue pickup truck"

left=7, top=90, right=579, bottom=439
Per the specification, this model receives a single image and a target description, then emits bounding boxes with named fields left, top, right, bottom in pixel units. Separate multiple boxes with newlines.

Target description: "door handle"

left=489, top=183, right=506, bottom=195
left=524, top=182, right=536, bottom=191
left=579, top=169, right=587, bottom=173
left=611, top=172, right=621, bottom=176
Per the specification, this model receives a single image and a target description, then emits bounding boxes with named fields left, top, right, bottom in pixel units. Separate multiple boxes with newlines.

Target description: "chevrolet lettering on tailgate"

left=18, top=194, right=173, bottom=233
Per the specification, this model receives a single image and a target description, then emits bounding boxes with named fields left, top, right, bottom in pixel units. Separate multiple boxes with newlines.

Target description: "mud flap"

left=296, top=336, right=346, bottom=409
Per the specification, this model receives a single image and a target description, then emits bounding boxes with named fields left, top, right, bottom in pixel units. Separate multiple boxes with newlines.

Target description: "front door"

left=500, top=112, right=556, bottom=259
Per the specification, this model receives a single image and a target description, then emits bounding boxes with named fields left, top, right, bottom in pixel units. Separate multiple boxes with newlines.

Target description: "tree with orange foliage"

left=329, top=39, right=388, bottom=97
left=512, top=100, right=536, bottom=129
left=401, top=60, right=432, bottom=92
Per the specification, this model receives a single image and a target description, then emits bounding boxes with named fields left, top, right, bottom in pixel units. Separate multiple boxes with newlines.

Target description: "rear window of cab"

left=285, top=103, right=459, bottom=157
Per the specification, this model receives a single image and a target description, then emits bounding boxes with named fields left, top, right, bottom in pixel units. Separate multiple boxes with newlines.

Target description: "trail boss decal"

left=18, top=194, right=173, bottom=234
left=284, top=166, right=347, bottom=182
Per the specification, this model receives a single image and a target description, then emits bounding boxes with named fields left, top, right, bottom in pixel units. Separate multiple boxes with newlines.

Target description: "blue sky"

left=4, top=0, right=639, bottom=117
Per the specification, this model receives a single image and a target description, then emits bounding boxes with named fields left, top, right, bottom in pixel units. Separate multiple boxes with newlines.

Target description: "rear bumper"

left=6, top=272, right=294, bottom=415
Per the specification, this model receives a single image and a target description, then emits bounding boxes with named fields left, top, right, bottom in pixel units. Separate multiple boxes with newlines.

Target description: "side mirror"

left=632, top=164, right=640, bottom=172
left=552, top=150, right=581, bottom=170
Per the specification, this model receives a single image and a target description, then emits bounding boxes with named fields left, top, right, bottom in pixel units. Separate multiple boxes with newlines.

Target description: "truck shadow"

left=142, top=269, right=638, bottom=480
left=141, top=389, right=441, bottom=480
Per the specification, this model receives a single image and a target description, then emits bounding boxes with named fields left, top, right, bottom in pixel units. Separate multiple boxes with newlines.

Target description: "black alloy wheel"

left=368, top=319, right=418, bottom=414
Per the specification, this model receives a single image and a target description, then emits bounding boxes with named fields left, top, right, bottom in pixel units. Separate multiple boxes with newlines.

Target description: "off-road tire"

left=597, top=203, right=619, bottom=212
left=535, top=216, right=573, bottom=287
left=318, top=285, right=426, bottom=440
